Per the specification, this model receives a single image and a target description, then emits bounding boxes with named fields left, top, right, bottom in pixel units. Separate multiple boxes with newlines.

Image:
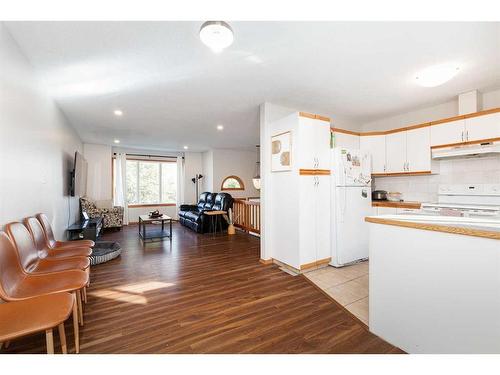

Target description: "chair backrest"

left=0, top=231, right=26, bottom=301
left=5, top=222, right=39, bottom=273
left=24, top=216, right=50, bottom=251
left=212, top=193, right=233, bottom=211
left=197, top=192, right=210, bottom=210
left=36, top=213, right=56, bottom=247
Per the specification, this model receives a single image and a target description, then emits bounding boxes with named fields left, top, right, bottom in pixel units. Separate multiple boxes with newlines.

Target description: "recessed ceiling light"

left=199, top=21, right=234, bottom=53
left=217, top=124, right=224, bottom=131
left=415, top=63, right=460, bottom=87
left=183, top=145, right=189, bottom=150
left=114, top=139, right=120, bottom=144
left=114, top=109, right=123, bottom=116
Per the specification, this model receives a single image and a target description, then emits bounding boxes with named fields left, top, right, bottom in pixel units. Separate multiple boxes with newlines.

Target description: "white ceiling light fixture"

left=216, top=124, right=224, bottom=131
left=415, top=63, right=460, bottom=87
left=183, top=145, right=189, bottom=150
left=113, top=139, right=120, bottom=144
left=113, top=109, right=123, bottom=116
left=199, top=21, right=234, bottom=53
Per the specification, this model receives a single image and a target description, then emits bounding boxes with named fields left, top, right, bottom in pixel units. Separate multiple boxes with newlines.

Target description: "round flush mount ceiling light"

left=415, top=63, right=460, bottom=87
left=183, top=145, right=189, bottom=150
left=199, top=21, right=234, bottom=53
left=114, top=109, right=123, bottom=116
left=216, top=124, right=224, bottom=131
left=113, top=139, right=120, bottom=144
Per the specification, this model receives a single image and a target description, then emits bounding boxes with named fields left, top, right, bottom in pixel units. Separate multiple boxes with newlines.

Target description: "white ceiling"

left=5, top=21, right=500, bottom=151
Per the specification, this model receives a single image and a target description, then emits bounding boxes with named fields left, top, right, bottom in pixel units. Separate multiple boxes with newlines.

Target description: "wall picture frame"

left=271, top=131, right=292, bottom=172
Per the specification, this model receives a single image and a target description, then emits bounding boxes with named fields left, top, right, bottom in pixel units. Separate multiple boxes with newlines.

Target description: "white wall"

left=201, top=150, right=214, bottom=192
left=183, top=152, right=203, bottom=204
left=363, top=88, right=500, bottom=201
left=361, top=88, right=500, bottom=132
left=83, top=143, right=112, bottom=201
left=259, top=103, right=297, bottom=261
left=0, top=23, right=82, bottom=239
left=210, top=149, right=260, bottom=199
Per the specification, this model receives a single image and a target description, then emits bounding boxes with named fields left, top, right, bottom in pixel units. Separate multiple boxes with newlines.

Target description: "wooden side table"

left=204, top=210, right=227, bottom=237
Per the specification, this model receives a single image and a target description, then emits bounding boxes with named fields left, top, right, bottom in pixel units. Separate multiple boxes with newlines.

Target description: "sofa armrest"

left=179, top=204, right=197, bottom=211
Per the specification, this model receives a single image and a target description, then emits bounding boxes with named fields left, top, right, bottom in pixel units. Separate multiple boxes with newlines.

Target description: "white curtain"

left=176, top=155, right=185, bottom=219
left=114, top=153, right=129, bottom=225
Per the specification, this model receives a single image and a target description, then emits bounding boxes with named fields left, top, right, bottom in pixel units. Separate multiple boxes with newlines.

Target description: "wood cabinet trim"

left=331, top=127, right=361, bottom=136
left=365, top=217, right=500, bottom=240
left=430, top=136, right=500, bottom=149
left=299, top=169, right=331, bottom=176
left=300, top=257, right=332, bottom=271
left=299, top=111, right=331, bottom=122
left=372, top=171, right=432, bottom=177
left=372, top=201, right=421, bottom=209
left=331, top=107, right=500, bottom=137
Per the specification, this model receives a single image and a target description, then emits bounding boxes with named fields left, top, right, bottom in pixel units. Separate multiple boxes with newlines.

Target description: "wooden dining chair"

left=37, top=213, right=95, bottom=249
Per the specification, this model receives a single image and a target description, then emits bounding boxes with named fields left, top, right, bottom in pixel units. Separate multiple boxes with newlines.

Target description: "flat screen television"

left=70, top=151, right=88, bottom=197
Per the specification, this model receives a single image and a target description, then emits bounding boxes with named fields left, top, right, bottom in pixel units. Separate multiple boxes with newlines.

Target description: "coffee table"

left=138, top=215, right=172, bottom=241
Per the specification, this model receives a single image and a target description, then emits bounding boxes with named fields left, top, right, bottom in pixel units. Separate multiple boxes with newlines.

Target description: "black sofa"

left=178, top=192, right=234, bottom=233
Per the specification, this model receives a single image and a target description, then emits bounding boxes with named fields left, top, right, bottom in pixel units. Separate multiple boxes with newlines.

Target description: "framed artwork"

left=271, top=131, right=292, bottom=172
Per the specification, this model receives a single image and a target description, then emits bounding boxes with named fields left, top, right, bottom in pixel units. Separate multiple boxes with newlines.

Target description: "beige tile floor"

left=304, top=261, right=369, bottom=325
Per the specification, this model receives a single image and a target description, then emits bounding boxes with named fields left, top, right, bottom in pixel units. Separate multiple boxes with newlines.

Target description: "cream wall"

left=0, top=23, right=83, bottom=239
left=201, top=150, right=214, bottom=193
left=83, top=143, right=112, bottom=201
left=211, top=149, right=260, bottom=199
left=363, top=88, right=500, bottom=201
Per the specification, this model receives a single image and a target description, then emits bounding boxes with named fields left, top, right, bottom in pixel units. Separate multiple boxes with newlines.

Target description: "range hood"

left=432, top=142, right=500, bottom=159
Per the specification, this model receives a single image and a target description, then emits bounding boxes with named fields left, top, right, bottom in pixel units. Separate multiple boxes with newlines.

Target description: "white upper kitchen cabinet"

left=385, top=131, right=406, bottom=173
left=406, top=126, right=431, bottom=172
left=430, top=119, right=465, bottom=146
left=297, top=116, right=317, bottom=169
left=333, top=131, right=360, bottom=150
left=315, top=118, right=332, bottom=170
left=360, top=135, right=386, bottom=174
left=465, top=112, right=500, bottom=142
left=297, top=115, right=331, bottom=170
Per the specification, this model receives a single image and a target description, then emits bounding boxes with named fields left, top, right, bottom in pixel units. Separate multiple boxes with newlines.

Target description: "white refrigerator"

left=330, top=148, right=372, bottom=267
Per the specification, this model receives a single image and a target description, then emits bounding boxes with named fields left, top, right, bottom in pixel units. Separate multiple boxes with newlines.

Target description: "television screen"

left=71, top=151, right=88, bottom=197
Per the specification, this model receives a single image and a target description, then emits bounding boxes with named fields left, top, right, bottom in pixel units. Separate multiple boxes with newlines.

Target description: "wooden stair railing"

left=233, top=198, right=260, bottom=235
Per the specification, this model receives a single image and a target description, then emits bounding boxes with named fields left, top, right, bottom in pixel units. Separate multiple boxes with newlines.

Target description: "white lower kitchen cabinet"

left=368, top=221, right=500, bottom=353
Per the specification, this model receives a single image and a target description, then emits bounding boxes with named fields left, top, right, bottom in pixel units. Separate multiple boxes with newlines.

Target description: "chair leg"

left=46, top=329, right=54, bottom=354
left=83, top=286, right=88, bottom=304
left=76, top=289, right=84, bottom=326
left=58, top=323, right=67, bottom=354
left=72, top=292, right=80, bottom=354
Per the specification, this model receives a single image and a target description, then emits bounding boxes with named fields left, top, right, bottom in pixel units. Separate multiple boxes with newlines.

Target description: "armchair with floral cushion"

left=80, top=197, right=124, bottom=229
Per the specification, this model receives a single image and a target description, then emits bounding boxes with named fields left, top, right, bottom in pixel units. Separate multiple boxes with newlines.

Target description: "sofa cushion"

left=184, top=211, right=202, bottom=222
left=203, top=193, right=215, bottom=210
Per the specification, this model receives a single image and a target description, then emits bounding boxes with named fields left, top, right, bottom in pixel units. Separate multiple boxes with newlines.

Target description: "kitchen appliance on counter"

left=421, top=184, right=500, bottom=219
left=331, top=148, right=372, bottom=267
left=372, top=190, right=388, bottom=201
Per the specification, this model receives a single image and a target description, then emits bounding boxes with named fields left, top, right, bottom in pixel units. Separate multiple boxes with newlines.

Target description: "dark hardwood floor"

left=3, top=224, right=402, bottom=354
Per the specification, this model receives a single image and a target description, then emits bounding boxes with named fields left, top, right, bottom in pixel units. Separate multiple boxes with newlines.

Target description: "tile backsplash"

left=373, top=155, right=500, bottom=203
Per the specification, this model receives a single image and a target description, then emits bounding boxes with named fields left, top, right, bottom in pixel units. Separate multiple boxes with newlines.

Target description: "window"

left=123, top=159, right=177, bottom=206
left=221, top=175, right=245, bottom=191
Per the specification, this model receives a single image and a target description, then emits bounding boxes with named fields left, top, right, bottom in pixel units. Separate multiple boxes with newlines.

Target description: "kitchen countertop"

left=365, top=215, right=500, bottom=240
left=372, top=201, right=421, bottom=209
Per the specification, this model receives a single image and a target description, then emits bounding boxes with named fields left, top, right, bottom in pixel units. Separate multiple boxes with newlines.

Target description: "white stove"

left=421, top=184, right=500, bottom=218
